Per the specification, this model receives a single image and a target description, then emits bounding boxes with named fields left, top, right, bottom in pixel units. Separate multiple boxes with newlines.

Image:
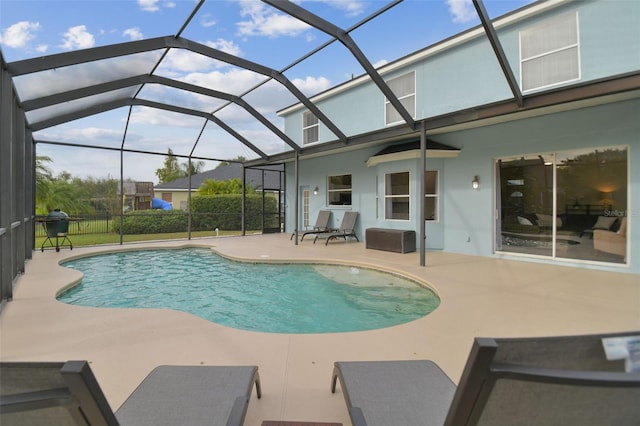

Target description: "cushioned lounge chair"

left=0, top=361, right=261, bottom=426
left=290, top=210, right=333, bottom=242
left=313, top=211, right=359, bottom=245
left=331, top=331, right=640, bottom=426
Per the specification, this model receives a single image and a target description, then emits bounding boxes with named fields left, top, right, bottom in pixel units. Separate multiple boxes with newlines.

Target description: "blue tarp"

left=151, top=198, right=172, bottom=210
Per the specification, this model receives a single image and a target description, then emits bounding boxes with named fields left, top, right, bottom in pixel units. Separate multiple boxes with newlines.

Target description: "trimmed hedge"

left=112, top=210, right=188, bottom=234
left=191, top=194, right=279, bottom=231
left=110, top=195, right=279, bottom=234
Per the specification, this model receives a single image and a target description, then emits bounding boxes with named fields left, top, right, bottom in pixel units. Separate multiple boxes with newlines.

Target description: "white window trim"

left=302, top=111, right=319, bottom=145
left=425, top=170, right=439, bottom=222
left=519, top=12, right=581, bottom=93
left=384, top=171, right=411, bottom=221
left=327, top=174, right=352, bottom=207
left=303, top=189, right=310, bottom=228
left=384, top=71, right=416, bottom=126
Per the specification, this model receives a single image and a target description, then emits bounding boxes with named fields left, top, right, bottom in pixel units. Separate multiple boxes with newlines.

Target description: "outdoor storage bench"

left=365, top=228, right=416, bottom=253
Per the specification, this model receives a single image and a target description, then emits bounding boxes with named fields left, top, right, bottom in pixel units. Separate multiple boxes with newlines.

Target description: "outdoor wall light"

left=472, top=175, right=480, bottom=190
left=313, top=186, right=319, bottom=195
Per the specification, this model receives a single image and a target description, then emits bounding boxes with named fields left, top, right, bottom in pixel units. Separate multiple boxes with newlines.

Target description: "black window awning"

left=366, top=140, right=460, bottom=167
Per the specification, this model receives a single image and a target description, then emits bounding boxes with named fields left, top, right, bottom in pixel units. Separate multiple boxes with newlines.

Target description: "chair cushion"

left=592, top=216, right=617, bottom=230
left=517, top=216, right=534, bottom=226
left=535, top=213, right=562, bottom=228
left=617, top=217, right=627, bottom=235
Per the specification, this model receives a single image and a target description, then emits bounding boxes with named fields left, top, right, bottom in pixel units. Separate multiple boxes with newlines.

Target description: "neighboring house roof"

left=154, top=163, right=283, bottom=191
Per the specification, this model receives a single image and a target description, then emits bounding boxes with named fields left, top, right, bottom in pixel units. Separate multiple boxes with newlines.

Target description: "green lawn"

left=35, top=216, right=267, bottom=248
left=35, top=229, right=251, bottom=249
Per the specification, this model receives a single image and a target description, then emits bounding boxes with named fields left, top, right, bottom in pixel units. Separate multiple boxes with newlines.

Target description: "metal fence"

left=35, top=214, right=113, bottom=237
left=34, top=212, right=284, bottom=237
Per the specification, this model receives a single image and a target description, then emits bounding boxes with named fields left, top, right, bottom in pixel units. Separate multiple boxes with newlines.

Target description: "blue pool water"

left=58, top=248, right=440, bottom=333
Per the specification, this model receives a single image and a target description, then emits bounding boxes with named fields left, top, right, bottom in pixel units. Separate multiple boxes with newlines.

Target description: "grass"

left=35, top=230, right=253, bottom=249
left=36, top=217, right=264, bottom=248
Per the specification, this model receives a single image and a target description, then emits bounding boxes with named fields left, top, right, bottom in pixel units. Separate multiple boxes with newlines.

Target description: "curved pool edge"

left=49, top=240, right=443, bottom=304
left=52, top=243, right=218, bottom=298
left=209, top=246, right=442, bottom=297
left=56, top=245, right=441, bottom=334
left=9, top=234, right=639, bottom=425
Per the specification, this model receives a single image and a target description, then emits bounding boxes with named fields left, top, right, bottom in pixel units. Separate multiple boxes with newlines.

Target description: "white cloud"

left=237, top=0, right=310, bottom=38
left=138, top=0, right=160, bottom=12
left=158, top=39, right=242, bottom=73
left=59, top=25, right=95, bottom=50
left=0, top=21, right=40, bottom=48
left=320, top=0, right=367, bottom=17
left=446, top=0, right=477, bottom=23
left=36, top=44, right=49, bottom=53
left=131, top=107, right=204, bottom=127
left=206, top=38, right=243, bottom=56
left=71, top=127, right=124, bottom=140
left=183, top=68, right=265, bottom=96
left=123, top=27, right=144, bottom=41
left=291, top=76, right=332, bottom=97
left=36, top=125, right=125, bottom=145
left=201, top=14, right=217, bottom=28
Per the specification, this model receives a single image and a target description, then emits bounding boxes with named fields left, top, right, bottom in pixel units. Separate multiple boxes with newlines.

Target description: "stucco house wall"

left=282, top=0, right=639, bottom=273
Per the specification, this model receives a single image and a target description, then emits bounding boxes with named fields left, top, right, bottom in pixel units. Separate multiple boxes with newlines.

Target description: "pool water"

left=58, top=248, right=440, bottom=333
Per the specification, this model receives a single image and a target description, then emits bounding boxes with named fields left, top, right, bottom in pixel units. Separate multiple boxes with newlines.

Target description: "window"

left=302, top=111, right=318, bottom=144
left=385, top=172, right=410, bottom=220
left=303, top=189, right=310, bottom=228
left=385, top=71, right=415, bottom=125
left=520, top=12, right=580, bottom=92
left=425, top=171, right=438, bottom=221
left=328, top=174, right=352, bottom=206
left=496, top=147, right=628, bottom=264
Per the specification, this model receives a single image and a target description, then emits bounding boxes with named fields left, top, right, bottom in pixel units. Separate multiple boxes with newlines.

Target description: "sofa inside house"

left=594, top=217, right=627, bottom=258
left=502, top=213, right=564, bottom=235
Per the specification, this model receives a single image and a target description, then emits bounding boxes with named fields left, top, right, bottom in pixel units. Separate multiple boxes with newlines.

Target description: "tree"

left=197, top=178, right=256, bottom=195
left=35, top=156, right=54, bottom=213
left=156, top=149, right=206, bottom=183
left=155, top=149, right=182, bottom=184
left=215, top=156, right=246, bottom=169
left=181, top=159, right=205, bottom=176
left=36, top=172, right=95, bottom=215
left=35, top=156, right=122, bottom=215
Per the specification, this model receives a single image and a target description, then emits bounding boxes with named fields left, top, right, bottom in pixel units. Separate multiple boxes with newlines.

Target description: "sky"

left=1, top=0, right=532, bottom=182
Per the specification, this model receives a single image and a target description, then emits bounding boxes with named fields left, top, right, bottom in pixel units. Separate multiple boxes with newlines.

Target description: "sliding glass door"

left=497, top=155, right=554, bottom=257
left=496, top=146, right=627, bottom=264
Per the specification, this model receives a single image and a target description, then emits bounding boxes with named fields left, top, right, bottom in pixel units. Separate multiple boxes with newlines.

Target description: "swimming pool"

left=58, top=248, right=440, bottom=333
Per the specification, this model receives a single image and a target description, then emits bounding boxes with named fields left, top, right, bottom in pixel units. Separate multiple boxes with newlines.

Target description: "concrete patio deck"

left=1, top=233, right=638, bottom=425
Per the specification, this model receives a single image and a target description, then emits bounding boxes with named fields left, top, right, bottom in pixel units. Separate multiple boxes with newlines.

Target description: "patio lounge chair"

left=331, top=331, right=640, bottom=426
left=0, top=360, right=262, bottom=426
left=314, top=211, right=359, bottom=245
left=290, top=210, right=333, bottom=241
